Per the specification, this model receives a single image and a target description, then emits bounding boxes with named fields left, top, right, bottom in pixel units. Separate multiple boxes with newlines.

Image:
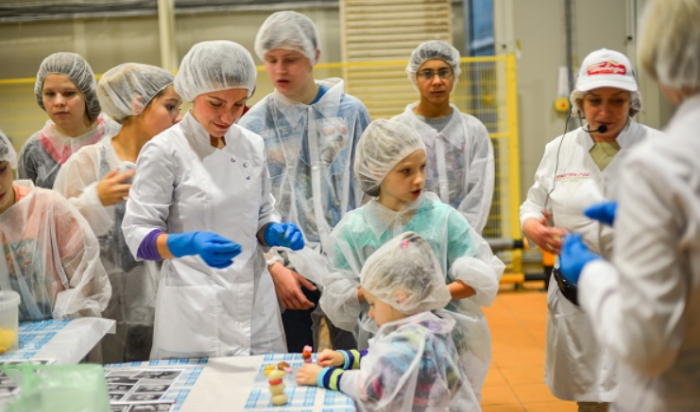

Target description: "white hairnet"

left=254, top=11, right=320, bottom=64
left=0, top=129, right=17, bottom=169
left=175, top=41, right=256, bottom=102
left=34, top=52, right=101, bottom=122
left=406, top=41, right=462, bottom=86
left=639, top=0, right=700, bottom=90
left=361, top=232, right=451, bottom=315
left=570, top=89, right=642, bottom=118
left=354, top=119, right=425, bottom=197
left=97, top=63, right=175, bottom=123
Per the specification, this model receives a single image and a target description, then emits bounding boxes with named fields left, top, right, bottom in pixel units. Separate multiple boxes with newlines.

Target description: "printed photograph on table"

left=134, top=384, right=170, bottom=393
left=106, top=376, right=140, bottom=385
left=127, top=393, right=166, bottom=402
left=133, top=370, right=182, bottom=380
left=127, top=403, right=175, bottom=411
left=109, top=383, right=135, bottom=392
left=104, top=366, right=195, bottom=411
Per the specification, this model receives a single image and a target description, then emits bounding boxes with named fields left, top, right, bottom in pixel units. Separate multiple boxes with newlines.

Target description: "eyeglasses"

left=417, top=69, right=453, bottom=80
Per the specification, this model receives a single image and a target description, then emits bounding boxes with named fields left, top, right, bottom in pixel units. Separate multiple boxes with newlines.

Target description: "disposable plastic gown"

left=321, top=192, right=504, bottom=399
left=392, top=103, right=494, bottom=233
left=340, top=311, right=481, bottom=412
left=579, top=94, right=700, bottom=412
left=18, top=114, right=120, bottom=189
left=53, top=138, right=158, bottom=362
left=238, top=78, right=370, bottom=248
left=0, top=180, right=111, bottom=321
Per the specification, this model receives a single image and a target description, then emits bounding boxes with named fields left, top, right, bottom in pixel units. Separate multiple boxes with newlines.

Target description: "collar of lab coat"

left=402, top=102, right=464, bottom=148
left=180, top=110, right=217, bottom=146
left=578, top=118, right=642, bottom=151
left=270, top=78, right=345, bottom=126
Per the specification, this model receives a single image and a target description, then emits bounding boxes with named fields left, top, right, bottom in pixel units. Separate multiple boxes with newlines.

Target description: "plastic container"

left=0, top=291, right=20, bottom=354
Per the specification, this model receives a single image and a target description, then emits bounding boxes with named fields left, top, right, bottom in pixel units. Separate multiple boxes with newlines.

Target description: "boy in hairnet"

left=392, top=41, right=494, bottom=234
left=239, top=11, right=370, bottom=352
left=19, top=52, right=120, bottom=189
left=297, top=232, right=481, bottom=412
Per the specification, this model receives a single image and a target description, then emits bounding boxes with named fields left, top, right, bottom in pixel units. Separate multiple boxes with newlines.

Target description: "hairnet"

left=354, top=119, right=425, bottom=197
left=361, top=232, right=451, bottom=315
left=406, top=41, right=462, bottom=86
left=254, top=11, right=320, bottom=64
left=34, top=52, right=101, bottom=122
left=175, top=41, right=256, bottom=102
left=0, top=129, right=17, bottom=169
left=570, top=89, right=642, bottom=118
left=97, top=63, right=175, bottom=123
left=638, top=0, right=700, bottom=90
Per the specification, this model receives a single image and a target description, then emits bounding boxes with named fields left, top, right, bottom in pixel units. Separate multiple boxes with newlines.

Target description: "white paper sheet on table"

left=0, top=318, right=115, bottom=364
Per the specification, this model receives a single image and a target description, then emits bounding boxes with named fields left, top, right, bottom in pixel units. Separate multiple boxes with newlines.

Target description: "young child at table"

left=319, top=119, right=504, bottom=400
left=0, top=128, right=111, bottom=321
left=296, top=232, right=481, bottom=412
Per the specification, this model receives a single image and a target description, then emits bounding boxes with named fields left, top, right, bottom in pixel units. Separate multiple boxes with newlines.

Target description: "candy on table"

left=277, top=361, right=293, bottom=374
left=268, top=369, right=288, bottom=406
left=264, top=364, right=276, bottom=376
left=0, top=328, right=18, bottom=354
left=302, top=345, right=313, bottom=364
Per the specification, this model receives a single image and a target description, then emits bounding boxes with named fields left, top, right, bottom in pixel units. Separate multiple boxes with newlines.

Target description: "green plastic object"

left=3, top=363, right=110, bottom=412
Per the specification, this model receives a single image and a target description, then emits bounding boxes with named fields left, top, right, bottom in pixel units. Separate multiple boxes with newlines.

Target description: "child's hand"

left=296, top=364, right=322, bottom=386
left=317, top=349, right=344, bottom=367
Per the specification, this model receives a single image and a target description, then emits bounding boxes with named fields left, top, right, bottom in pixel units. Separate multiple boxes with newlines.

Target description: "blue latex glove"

left=559, top=233, right=601, bottom=284
left=263, top=223, right=305, bottom=251
left=584, top=201, right=618, bottom=226
left=167, top=232, right=242, bottom=269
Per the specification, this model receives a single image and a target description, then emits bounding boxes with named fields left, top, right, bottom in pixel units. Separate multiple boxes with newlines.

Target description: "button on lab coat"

left=123, top=111, right=284, bottom=360
left=520, top=120, right=662, bottom=401
left=579, top=94, right=700, bottom=411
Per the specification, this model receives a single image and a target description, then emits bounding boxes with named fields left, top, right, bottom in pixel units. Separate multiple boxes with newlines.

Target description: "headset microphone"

left=585, top=124, right=608, bottom=134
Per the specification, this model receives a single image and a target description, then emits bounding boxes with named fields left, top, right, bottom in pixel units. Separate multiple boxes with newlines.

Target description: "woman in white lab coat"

left=560, top=0, right=700, bottom=410
left=520, top=49, right=663, bottom=411
left=122, top=41, right=305, bottom=360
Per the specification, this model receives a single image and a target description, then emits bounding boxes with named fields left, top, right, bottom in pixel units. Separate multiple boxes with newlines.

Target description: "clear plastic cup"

left=0, top=291, right=20, bottom=354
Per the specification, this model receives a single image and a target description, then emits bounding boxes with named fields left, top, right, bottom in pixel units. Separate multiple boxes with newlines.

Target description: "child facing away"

left=319, top=119, right=504, bottom=400
left=297, top=232, right=481, bottom=412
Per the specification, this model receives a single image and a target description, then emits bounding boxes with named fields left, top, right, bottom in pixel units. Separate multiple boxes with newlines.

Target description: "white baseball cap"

left=575, top=49, right=638, bottom=92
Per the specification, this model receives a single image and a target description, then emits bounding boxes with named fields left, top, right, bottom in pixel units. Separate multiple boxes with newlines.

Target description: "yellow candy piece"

left=268, top=369, right=285, bottom=380
left=0, top=328, right=18, bottom=354
left=264, top=365, right=276, bottom=376
left=271, top=393, right=288, bottom=406
left=269, top=384, right=285, bottom=395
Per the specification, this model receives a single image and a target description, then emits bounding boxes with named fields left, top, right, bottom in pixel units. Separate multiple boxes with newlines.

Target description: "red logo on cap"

left=587, top=60, right=626, bottom=76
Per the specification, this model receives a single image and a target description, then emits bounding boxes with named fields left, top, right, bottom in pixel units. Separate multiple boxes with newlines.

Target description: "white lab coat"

left=122, top=111, right=284, bottom=360
left=520, top=120, right=662, bottom=401
left=392, top=103, right=494, bottom=233
left=579, top=94, right=700, bottom=411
